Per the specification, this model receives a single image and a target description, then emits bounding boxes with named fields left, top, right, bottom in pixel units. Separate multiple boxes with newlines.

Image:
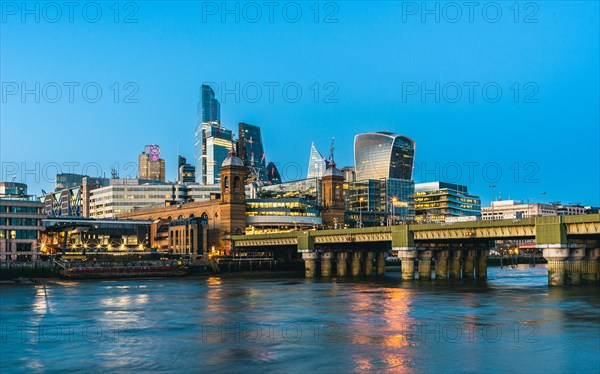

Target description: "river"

left=1, top=265, right=599, bottom=373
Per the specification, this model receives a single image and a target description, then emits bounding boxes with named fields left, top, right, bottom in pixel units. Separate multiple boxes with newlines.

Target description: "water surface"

left=1, top=265, right=599, bottom=373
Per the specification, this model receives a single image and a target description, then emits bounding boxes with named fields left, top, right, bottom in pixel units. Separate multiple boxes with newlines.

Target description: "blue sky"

left=1, top=1, right=598, bottom=205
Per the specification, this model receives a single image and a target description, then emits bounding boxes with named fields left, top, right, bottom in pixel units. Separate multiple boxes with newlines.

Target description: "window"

left=16, top=243, right=32, bottom=252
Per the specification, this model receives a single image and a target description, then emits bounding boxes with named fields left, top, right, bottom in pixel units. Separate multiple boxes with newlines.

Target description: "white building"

left=481, top=200, right=586, bottom=220
left=89, top=180, right=187, bottom=219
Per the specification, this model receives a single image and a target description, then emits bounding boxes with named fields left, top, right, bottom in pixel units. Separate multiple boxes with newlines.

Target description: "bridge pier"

left=302, top=252, right=318, bottom=278
left=351, top=252, right=362, bottom=276
left=463, top=249, right=476, bottom=279
left=582, top=248, right=600, bottom=284
left=321, top=252, right=333, bottom=277
left=475, top=250, right=489, bottom=279
left=364, top=252, right=374, bottom=276
left=398, top=249, right=417, bottom=280
left=418, top=250, right=433, bottom=280
left=449, top=249, right=462, bottom=279
left=542, top=246, right=569, bottom=286
left=337, top=252, right=348, bottom=276
left=376, top=252, right=386, bottom=276
left=565, top=247, right=585, bottom=286
left=434, top=250, right=448, bottom=279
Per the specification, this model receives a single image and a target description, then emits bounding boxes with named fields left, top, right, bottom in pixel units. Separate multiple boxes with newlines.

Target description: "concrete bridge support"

left=376, top=252, right=386, bottom=276
left=351, top=252, right=362, bottom=276
left=542, top=246, right=569, bottom=286
left=337, top=252, right=348, bottom=277
left=434, top=250, right=448, bottom=279
left=582, top=248, right=600, bottom=284
left=475, top=250, right=489, bottom=279
left=321, top=252, right=333, bottom=277
left=302, top=252, right=318, bottom=278
left=364, top=252, right=374, bottom=276
left=398, top=249, right=417, bottom=280
left=418, top=250, right=433, bottom=280
left=565, top=247, right=585, bottom=286
left=463, top=249, right=476, bottom=280
left=449, top=249, right=462, bottom=279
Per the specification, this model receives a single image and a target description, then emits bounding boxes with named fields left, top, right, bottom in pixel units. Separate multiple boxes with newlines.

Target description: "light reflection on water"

left=1, top=265, right=598, bottom=373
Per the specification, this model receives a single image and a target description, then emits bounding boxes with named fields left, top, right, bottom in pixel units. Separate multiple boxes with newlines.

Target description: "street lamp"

left=489, top=184, right=496, bottom=220
left=359, top=196, right=364, bottom=228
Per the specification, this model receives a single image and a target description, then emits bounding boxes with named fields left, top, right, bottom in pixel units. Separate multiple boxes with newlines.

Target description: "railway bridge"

left=231, top=214, right=600, bottom=286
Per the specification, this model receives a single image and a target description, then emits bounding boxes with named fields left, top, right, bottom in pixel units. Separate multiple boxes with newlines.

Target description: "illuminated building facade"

left=0, top=183, right=44, bottom=262
left=246, top=198, right=321, bottom=233
left=195, top=122, right=233, bottom=185
left=354, top=132, right=415, bottom=181
left=414, top=182, right=481, bottom=223
left=346, top=178, right=415, bottom=227
left=41, top=218, right=151, bottom=257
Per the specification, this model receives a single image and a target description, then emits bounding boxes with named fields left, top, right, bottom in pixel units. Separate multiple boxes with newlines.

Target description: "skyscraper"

left=238, top=122, right=267, bottom=181
left=178, top=155, right=196, bottom=183
left=307, top=143, right=328, bottom=179
left=199, top=84, right=220, bottom=124
left=354, top=132, right=415, bottom=181
left=194, top=84, right=232, bottom=184
left=139, top=145, right=166, bottom=182
left=266, top=162, right=282, bottom=184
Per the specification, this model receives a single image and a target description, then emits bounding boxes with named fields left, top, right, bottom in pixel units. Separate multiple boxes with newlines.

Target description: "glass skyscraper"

left=307, top=143, right=329, bottom=179
left=354, top=132, right=415, bottom=181
left=199, top=84, right=220, bottom=124
left=238, top=122, right=267, bottom=181
left=194, top=85, right=232, bottom=184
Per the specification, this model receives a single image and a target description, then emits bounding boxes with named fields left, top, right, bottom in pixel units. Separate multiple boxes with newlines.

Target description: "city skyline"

left=1, top=2, right=598, bottom=207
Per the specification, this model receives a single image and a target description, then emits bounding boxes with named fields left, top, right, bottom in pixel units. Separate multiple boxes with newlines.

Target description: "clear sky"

left=1, top=1, right=598, bottom=206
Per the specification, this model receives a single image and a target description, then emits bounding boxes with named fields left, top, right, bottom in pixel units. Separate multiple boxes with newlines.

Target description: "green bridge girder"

left=231, top=214, right=600, bottom=249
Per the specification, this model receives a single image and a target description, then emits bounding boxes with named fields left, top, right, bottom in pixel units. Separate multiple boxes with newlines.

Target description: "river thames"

left=1, top=265, right=599, bottom=373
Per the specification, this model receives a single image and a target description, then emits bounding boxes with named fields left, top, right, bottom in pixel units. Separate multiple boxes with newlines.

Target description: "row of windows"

left=246, top=212, right=319, bottom=217
left=0, top=230, right=38, bottom=239
left=0, top=206, right=40, bottom=214
left=0, top=218, right=40, bottom=226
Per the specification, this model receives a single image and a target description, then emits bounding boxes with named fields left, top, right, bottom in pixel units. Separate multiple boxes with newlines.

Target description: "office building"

left=42, top=176, right=109, bottom=218
left=266, top=162, right=282, bottom=184
left=482, top=200, right=587, bottom=220
left=307, top=143, right=328, bottom=179
left=178, top=155, right=196, bottom=183
left=238, top=122, right=267, bottom=181
left=482, top=200, right=557, bottom=220
left=246, top=198, right=321, bottom=233
left=195, top=85, right=228, bottom=184
left=55, top=173, right=86, bottom=192
left=0, top=182, right=45, bottom=262
left=354, top=132, right=415, bottom=181
left=346, top=178, right=415, bottom=227
left=340, top=166, right=356, bottom=182
left=413, top=182, right=481, bottom=223
left=88, top=179, right=186, bottom=219
left=0, top=181, right=27, bottom=196
left=195, top=122, right=233, bottom=185
left=199, top=84, right=220, bottom=124
left=139, top=145, right=166, bottom=182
